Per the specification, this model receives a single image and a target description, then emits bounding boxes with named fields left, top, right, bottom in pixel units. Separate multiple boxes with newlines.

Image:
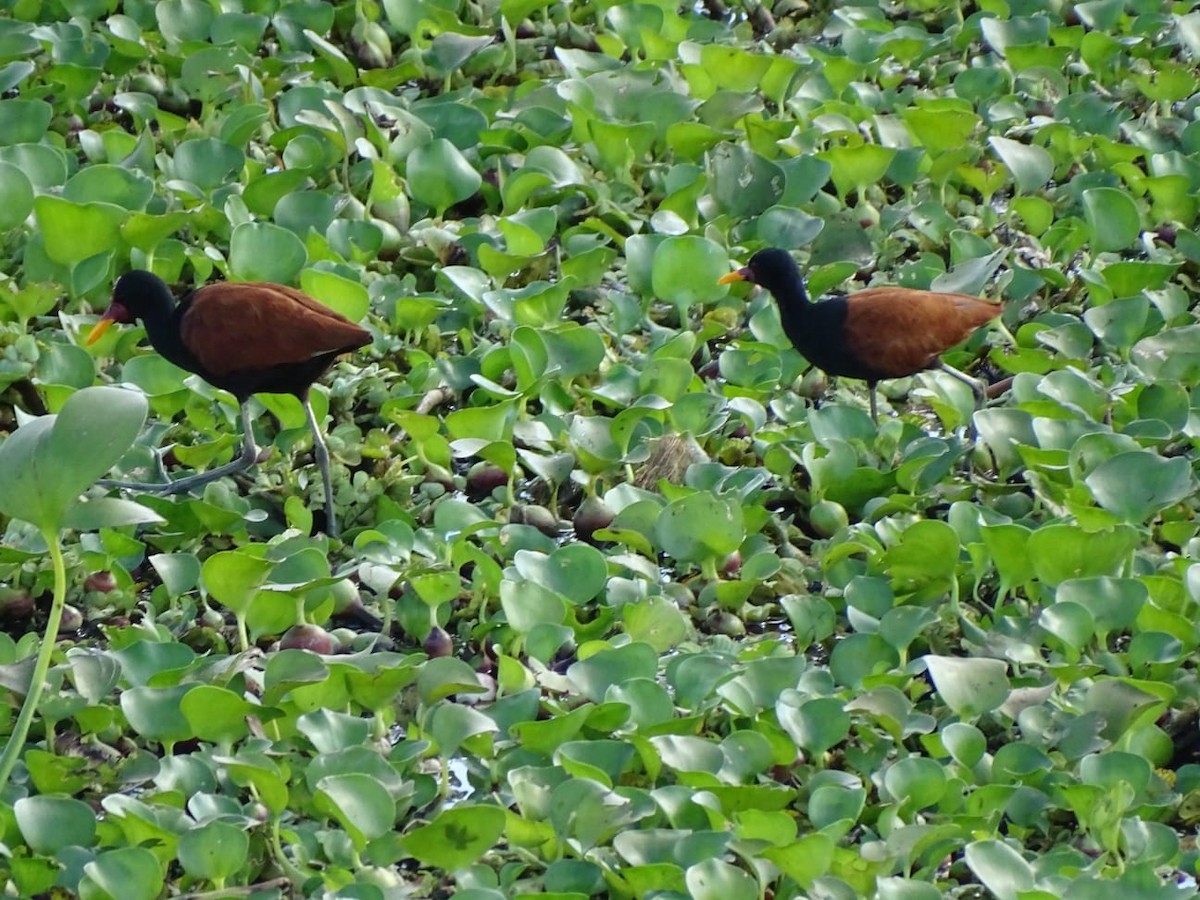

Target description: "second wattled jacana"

left=87, top=270, right=372, bottom=538
left=719, top=248, right=1002, bottom=422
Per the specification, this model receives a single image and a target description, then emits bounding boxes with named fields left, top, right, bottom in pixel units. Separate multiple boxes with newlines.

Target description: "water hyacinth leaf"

left=0, top=99, right=51, bottom=144
left=808, top=782, right=866, bottom=832
left=172, top=137, right=244, bottom=191
left=1082, top=187, right=1141, bottom=253
left=819, top=144, right=897, bottom=197
left=0, top=161, right=33, bottom=229
left=964, top=840, right=1035, bottom=898
left=121, top=210, right=191, bottom=252
left=884, top=756, right=947, bottom=810
left=699, top=44, right=772, bottom=92
left=428, top=701, right=499, bottom=757
left=228, top=221, right=307, bottom=283
left=1082, top=295, right=1149, bottom=351
left=756, top=206, right=825, bottom=248
left=176, top=820, right=250, bottom=882
left=201, top=550, right=274, bottom=617
left=514, top=544, right=607, bottom=604
left=275, top=190, right=336, bottom=236
left=988, top=137, right=1053, bottom=193
left=882, top=519, right=960, bottom=587
left=407, top=138, right=482, bottom=213
left=180, top=684, right=257, bottom=745
left=14, top=795, right=97, bottom=854
left=685, top=857, right=759, bottom=900
left=924, top=656, right=1009, bottom=719
left=1131, top=325, right=1200, bottom=383
left=655, top=492, right=745, bottom=564
left=62, top=497, right=163, bottom=531
left=568, top=642, right=658, bottom=703
left=623, top=595, right=689, bottom=651
left=120, top=684, right=195, bottom=746
left=82, top=847, right=163, bottom=900
left=0, top=386, right=147, bottom=533
left=64, top=164, right=154, bottom=210
left=830, top=633, right=899, bottom=689
left=1028, top=524, right=1139, bottom=587
left=399, top=805, right=506, bottom=870
left=417, top=656, right=488, bottom=705
left=34, top=196, right=127, bottom=266
left=1040, top=602, right=1095, bottom=653
left=777, top=694, right=850, bottom=757
left=652, top=236, right=729, bottom=310
left=314, top=773, right=396, bottom=847
left=299, top=268, right=370, bottom=322
left=709, top=142, right=782, bottom=217
left=942, top=722, right=987, bottom=767
left=1084, top=452, right=1192, bottom=523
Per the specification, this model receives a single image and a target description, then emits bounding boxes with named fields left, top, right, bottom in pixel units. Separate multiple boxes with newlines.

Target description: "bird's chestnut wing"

left=180, top=283, right=370, bottom=378
left=843, top=289, right=1001, bottom=379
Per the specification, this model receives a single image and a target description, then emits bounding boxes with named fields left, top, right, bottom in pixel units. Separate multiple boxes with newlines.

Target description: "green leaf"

left=1082, top=187, right=1141, bottom=253
left=514, top=544, right=607, bottom=604
left=399, top=805, right=506, bottom=870
left=14, top=795, right=97, bottom=854
left=82, top=847, right=163, bottom=900
left=62, top=497, right=164, bottom=531
left=172, top=137, right=243, bottom=191
left=756, top=206, right=825, bottom=248
left=1029, top=525, right=1140, bottom=588
left=180, top=685, right=257, bottom=745
left=120, top=684, right=195, bottom=745
left=818, top=144, right=897, bottom=196
left=777, top=694, right=850, bottom=757
left=314, top=773, right=397, bottom=848
left=407, top=138, right=482, bottom=214
left=0, top=386, right=147, bottom=533
left=176, top=821, right=249, bottom=882
left=1084, top=452, right=1193, bottom=522
left=964, top=840, right=1034, bottom=900
left=299, top=268, right=369, bottom=322
left=685, top=858, right=759, bottom=900
left=568, top=643, right=658, bottom=703
left=201, top=550, right=274, bottom=616
left=0, top=161, right=33, bottom=229
left=1132, top=325, right=1200, bottom=382
left=884, top=756, right=948, bottom=810
left=655, top=492, right=745, bottom=564
left=33, top=196, right=127, bottom=266
left=0, top=98, right=51, bottom=143
left=228, top=222, right=307, bottom=283
left=924, top=655, right=1009, bottom=719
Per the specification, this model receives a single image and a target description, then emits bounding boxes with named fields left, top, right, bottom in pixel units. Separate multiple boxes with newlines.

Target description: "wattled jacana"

left=87, top=270, right=372, bottom=538
left=719, top=248, right=1002, bottom=422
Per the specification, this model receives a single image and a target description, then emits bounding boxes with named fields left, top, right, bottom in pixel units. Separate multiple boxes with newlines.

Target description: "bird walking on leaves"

left=87, top=270, right=372, bottom=538
left=719, top=248, right=1002, bottom=422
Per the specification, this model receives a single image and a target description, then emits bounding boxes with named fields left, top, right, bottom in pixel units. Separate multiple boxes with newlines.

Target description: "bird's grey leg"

left=302, top=393, right=338, bottom=539
left=935, top=360, right=987, bottom=409
left=868, top=382, right=879, bottom=423
left=97, top=402, right=259, bottom=494
left=934, top=360, right=987, bottom=445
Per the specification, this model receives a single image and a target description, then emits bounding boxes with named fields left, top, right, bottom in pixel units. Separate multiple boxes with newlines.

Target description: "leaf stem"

left=0, top=530, right=68, bottom=792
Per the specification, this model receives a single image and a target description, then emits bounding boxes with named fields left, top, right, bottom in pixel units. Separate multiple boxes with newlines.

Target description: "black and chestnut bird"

left=87, top=270, right=372, bottom=538
left=719, top=248, right=1002, bottom=422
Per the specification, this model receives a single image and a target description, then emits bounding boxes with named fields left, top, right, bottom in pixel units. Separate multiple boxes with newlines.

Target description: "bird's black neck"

left=772, top=287, right=874, bottom=379
left=143, top=292, right=206, bottom=377
left=771, top=277, right=827, bottom=351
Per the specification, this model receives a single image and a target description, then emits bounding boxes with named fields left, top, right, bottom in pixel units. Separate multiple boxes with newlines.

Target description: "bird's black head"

left=109, top=270, right=175, bottom=322
left=718, top=248, right=808, bottom=301
left=86, top=270, right=175, bottom=345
